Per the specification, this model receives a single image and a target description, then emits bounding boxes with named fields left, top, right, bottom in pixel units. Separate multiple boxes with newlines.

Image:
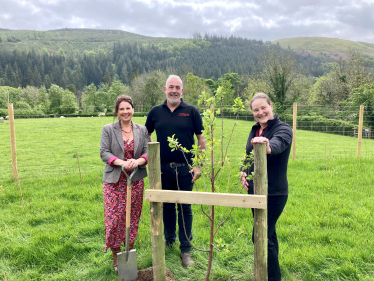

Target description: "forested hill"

left=0, top=28, right=330, bottom=91
left=0, top=28, right=188, bottom=53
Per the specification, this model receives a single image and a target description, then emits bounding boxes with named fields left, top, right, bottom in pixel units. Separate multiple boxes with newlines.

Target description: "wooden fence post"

left=8, top=103, right=19, bottom=180
left=147, top=142, right=166, bottom=281
left=253, top=143, right=268, bottom=281
left=292, top=102, right=297, bottom=160
left=357, top=105, right=364, bottom=157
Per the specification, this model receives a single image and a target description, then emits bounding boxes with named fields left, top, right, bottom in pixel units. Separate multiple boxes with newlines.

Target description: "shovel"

left=118, top=165, right=138, bottom=281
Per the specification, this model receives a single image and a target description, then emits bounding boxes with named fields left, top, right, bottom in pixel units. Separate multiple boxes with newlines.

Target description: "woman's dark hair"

left=249, top=92, right=272, bottom=109
left=114, top=95, right=134, bottom=117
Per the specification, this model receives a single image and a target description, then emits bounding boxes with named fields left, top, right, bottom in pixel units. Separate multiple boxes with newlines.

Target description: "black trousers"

left=252, top=195, right=288, bottom=281
left=161, top=163, right=194, bottom=253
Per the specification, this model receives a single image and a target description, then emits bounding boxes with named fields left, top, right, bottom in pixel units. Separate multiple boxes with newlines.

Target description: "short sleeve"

left=192, top=107, right=204, bottom=135
left=145, top=108, right=155, bottom=133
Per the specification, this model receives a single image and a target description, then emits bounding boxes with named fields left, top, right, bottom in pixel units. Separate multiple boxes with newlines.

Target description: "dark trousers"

left=252, top=195, right=288, bottom=281
left=161, top=163, right=194, bottom=253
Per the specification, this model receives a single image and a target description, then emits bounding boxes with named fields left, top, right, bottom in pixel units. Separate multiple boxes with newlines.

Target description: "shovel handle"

left=121, top=166, right=138, bottom=229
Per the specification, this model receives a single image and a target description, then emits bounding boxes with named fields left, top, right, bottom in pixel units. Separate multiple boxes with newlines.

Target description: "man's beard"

left=167, top=93, right=181, bottom=104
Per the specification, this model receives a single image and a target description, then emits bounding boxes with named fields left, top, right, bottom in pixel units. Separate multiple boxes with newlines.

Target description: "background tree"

left=261, top=48, right=300, bottom=113
left=141, top=76, right=163, bottom=109
left=341, top=82, right=374, bottom=127
left=309, top=50, right=374, bottom=106
left=60, top=89, right=78, bottom=114
left=184, top=72, right=211, bottom=105
left=103, top=70, right=112, bottom=87
left=48, top=84, right=65, bottom=114
left=81, top=83, right=96, bottom=112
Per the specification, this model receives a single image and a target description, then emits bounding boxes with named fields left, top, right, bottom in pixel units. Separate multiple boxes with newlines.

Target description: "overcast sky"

left=1, top=0, right=374, bottom=43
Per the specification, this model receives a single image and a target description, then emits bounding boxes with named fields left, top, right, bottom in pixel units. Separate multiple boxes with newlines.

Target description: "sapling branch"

left=166, top=88, right=253, bottom=281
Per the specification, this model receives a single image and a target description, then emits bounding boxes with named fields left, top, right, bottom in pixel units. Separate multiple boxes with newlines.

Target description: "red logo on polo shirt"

left=178, top=113, right=190, bottom=116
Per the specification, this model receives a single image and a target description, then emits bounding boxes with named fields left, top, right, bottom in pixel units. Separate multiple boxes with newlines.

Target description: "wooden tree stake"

left=76, top=151, right=82, bottom=184
left=147, top=142, right=166, bottom=281
left=292, top=102, right=297, bottom=160
left=8, top=103, right=19, bottom=180
left=357, top=105, right=364, bottom=157
left=253, top=143, right=268, bottom=281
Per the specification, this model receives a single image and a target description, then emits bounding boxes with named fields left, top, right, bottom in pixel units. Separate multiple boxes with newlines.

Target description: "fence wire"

left=0, top=104, right=373, bottom=181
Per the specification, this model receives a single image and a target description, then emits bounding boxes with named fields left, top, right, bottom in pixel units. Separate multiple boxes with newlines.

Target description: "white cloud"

left=0, top=0, right=373, bottom=43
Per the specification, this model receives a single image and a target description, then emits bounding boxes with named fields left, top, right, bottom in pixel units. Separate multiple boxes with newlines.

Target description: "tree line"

left=0, top=35, right=373, bottom=128
left=0, top=35, right=329, bottom=92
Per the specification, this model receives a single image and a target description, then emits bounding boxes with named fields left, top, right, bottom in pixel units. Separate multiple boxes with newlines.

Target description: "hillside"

left=0, top=28, right=188, bottom=53
left=272, top=37, right=374, bottom=64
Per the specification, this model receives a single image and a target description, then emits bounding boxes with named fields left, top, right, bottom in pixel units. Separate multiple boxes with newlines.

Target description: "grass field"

left=0, top=117, right=374, bottom=280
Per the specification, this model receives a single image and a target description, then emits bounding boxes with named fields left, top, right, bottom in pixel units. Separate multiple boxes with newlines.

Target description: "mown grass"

left=0, top=117, right=374, bottom=280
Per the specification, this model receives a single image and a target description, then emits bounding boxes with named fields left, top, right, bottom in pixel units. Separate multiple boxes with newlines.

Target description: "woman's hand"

left=122, top=159, right=139, bottom=170
left=251, top=137, right=272, bottom=154
left=241, top=171, right=249, bottom=191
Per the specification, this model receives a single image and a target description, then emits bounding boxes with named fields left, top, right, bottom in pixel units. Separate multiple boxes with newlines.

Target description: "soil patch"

left=133, top=267, right=176, bottom=281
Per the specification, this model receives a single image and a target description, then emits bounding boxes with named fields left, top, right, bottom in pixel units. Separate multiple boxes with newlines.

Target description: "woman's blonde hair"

left=249, top=92, right=272, bottom=109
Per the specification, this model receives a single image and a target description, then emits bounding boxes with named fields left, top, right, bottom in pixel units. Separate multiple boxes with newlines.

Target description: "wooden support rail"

left=146, top=142, right=268, bottom=281
left=145, top=190, right=266, bottom=209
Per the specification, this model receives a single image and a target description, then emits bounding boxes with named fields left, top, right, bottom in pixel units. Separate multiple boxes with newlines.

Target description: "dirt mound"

left=134, top=267, right=176, bottom=281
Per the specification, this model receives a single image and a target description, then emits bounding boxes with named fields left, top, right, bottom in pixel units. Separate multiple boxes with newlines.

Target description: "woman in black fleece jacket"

left=241, top=93, right=292, bottom=281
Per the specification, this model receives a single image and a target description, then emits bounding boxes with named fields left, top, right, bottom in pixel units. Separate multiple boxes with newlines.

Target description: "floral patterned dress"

left=103, top=139, right=144, bottom=252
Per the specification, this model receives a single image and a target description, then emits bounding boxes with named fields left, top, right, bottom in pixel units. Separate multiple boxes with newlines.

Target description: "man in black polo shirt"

left=145, top=75, right=205, bottom=267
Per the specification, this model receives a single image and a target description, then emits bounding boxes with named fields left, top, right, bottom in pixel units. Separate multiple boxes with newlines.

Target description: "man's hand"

left=241, top=171, right=249, bottom=191
left=190, top=166, right=201, bottom=183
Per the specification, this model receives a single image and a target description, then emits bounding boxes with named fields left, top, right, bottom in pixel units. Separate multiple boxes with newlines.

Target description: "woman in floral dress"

left=100, top=95, right=149, bottom=270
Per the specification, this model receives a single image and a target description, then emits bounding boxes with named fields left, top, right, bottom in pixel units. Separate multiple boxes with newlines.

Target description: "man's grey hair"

left=165, top=75, right=183, bottom=89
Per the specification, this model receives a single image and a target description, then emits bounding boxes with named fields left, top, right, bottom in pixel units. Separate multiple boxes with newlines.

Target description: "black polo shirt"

left=145, top=99, right=204, bottom=163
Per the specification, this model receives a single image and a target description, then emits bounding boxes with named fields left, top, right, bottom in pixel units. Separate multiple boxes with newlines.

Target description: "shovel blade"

left=117, top=250, right=138, bottom=281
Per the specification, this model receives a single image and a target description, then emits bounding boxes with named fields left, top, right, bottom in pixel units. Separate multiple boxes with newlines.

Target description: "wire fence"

left=0, top=104, right=373, bottom=181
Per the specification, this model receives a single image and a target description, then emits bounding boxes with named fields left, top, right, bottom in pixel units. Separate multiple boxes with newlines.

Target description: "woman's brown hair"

left=113, top=95, right=134, bottom=118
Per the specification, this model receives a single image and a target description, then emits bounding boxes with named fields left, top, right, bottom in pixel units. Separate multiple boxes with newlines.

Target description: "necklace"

left=120, top=123, right=132, bottom=141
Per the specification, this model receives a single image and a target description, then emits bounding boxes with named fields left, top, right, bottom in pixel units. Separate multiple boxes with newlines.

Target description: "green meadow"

left=0, top=117, right=373, bottom=280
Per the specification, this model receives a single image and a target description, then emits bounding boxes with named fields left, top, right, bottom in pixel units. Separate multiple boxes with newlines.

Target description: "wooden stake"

left=292, top=102, right=297, bottom=160
left=17, top=178, right=25, bottom=211
left=147, top=142, right=166, bottom=281
left=8, top=103, right=19, bottom=180
left=357, top=105, right=364, bottom=158
left=4, top=271, right=7, bottom=281
left=253, top=143, right=268, bottom=281
left=325, top=145, right=328, bottom=179
left=76, top=151, right=82, bottom=184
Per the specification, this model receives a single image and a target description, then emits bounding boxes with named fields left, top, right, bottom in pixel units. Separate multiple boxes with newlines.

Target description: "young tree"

left=169, top=87, right=251, bottom=281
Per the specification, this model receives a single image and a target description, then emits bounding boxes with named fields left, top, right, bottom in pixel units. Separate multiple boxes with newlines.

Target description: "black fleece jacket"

left=244, top=114, right=292, bottom=196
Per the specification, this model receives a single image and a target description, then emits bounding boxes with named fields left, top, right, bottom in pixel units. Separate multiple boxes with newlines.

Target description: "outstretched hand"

left=241, top=171, right=249, bottom=191
left=190, top=166, right=201, bottom=183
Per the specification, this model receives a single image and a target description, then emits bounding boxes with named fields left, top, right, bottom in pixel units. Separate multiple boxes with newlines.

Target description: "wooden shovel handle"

left=126, top=180, right=131, bottom=228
